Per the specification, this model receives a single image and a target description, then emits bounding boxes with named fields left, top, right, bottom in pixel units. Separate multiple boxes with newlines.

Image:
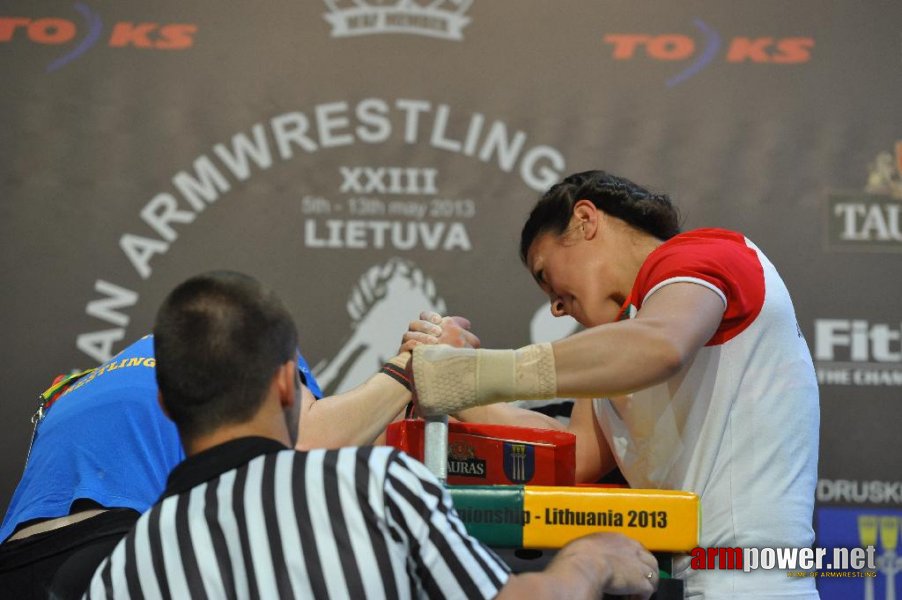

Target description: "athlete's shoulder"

left=655, top=227, right=750, bottom=253
left=638, top=228, right=761, bottom=285
left=113, top=334, right=155, bottom=359
left=636, top=228, right=766, bottom=345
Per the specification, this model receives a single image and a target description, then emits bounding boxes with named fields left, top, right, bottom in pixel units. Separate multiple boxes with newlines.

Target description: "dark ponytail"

left=519, top=170, right=681, bottom=263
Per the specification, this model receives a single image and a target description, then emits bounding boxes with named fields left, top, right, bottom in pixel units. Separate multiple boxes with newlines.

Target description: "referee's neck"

left=183, top=399, right=293, bottom=457
left=186, top=424, right=291, bottom=457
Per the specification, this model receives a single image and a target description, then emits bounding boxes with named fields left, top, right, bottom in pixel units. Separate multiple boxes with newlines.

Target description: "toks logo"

left=603, top=19, right=813, bottom=87
left=825, top=142, right=902, bottom=253
left=323, top=0, right=472, bottom=40
left=1, top=3, right=197, bottom=72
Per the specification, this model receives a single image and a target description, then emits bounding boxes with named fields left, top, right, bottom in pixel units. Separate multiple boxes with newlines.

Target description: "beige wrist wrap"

left=412, top=343, right=557, bottom=416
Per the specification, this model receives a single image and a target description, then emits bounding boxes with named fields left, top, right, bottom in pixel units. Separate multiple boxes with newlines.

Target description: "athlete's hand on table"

left=399, top=311, right=480, bottom=353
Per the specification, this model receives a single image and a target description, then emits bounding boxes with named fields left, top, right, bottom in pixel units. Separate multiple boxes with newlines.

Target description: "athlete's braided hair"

left=519, top=170, right=681, bottom=263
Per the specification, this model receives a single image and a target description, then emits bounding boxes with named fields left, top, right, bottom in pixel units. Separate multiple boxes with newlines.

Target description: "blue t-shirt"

left=0, top=335, right=183, bottom=543
left=1, top=335, right=324, bottom=543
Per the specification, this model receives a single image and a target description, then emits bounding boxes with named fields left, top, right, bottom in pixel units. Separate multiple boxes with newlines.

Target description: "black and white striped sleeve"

left=383, top=450, right=510, bottom=600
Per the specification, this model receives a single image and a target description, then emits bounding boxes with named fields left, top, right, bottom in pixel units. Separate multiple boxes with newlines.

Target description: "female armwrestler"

left=407, top=170, right=820, bottom=600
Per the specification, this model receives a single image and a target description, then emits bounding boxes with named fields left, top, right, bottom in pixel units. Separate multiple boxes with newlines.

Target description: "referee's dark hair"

left=153, top=271, right=298, bottom=441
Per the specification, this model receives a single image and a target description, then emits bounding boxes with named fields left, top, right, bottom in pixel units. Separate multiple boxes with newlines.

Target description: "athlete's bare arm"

left=406, top=285, right=721, bottom=479
left=551, top=282, right=724, bottom=398
left=296, top=355, right=412, bottom=450
left=296, top=312, right=480, bottom=449
left=454, top=398, right=617, bottom=483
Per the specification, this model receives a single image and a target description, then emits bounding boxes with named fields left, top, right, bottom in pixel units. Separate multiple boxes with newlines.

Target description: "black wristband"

left=381, top=363, right=411, bottom=391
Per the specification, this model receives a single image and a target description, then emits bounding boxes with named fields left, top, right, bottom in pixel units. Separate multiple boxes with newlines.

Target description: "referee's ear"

left=275, top=360, right=297, bottom=409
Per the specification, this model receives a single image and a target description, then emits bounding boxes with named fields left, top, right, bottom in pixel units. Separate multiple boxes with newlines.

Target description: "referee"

left=84, top=270, right=659, bottom=599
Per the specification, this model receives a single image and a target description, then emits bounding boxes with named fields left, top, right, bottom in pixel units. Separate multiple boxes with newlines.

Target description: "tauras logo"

left=323, top=0, right=472, bottom=41
left=826, top=142, right=902, bottom=253
left=817, top=479, right=902, bottom=505
left=814, top=319, right=902, bottom=386
left=831, top=195, right=902, bottom=247
left=865, top=145, right=902, bottom=198
left=447, top=441, right=486, bottom=478
left=447, top=457, right=486, bottom=477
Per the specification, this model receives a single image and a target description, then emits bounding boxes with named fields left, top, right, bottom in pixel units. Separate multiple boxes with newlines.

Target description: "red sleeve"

left=632, top=229, right=765, bottom=345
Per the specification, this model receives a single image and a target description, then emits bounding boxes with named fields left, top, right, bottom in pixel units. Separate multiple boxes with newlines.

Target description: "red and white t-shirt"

left=594, top=229, right=820, bottom=599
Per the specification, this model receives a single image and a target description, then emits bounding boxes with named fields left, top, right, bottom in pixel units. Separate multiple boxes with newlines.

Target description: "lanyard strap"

left=31, top=368, right=95, bottom=424
left=23, top=368, right=95, bottom=469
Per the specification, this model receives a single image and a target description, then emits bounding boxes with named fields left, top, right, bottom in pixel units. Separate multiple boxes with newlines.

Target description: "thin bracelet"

left=380, top=362, right=411, bottom=391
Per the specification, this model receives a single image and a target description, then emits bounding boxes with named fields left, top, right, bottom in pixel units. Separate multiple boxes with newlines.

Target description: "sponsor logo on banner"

left=603, top=19, right=814, bottom=87
left=818, top=479, right=902, bottom=505
left=0, top=6, right=197, bottom=72
left=826, top=142, right=902, bottom=253
left=815, top=507, right=902, bottom=599
left=73, top=97, right=565, bottom=369
left=446, top=441, right=487, bottom=478
left=813, top=319, right=902, bottom=386
left=323, top=0, right=472, bottom=40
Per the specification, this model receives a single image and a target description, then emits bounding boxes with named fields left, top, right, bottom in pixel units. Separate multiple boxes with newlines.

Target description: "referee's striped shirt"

left=83, top=436, right=510, bottom=599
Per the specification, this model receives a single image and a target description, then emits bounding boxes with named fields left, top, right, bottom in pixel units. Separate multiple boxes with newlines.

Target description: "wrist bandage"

left=412, top=343, right=557, bottom=416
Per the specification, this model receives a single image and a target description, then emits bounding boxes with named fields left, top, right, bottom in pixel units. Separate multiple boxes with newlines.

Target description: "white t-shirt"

left=594, top=228, right=820, bottom=599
